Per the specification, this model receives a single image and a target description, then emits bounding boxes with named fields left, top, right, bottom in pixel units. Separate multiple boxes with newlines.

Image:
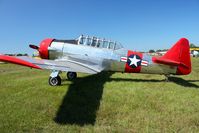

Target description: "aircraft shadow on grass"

left=111, top=77, right=199, bottom=88
left=168, top=77, right=199, bottom=88
left=54, top=73, right=199, bottom=126
left=54, top=72, right=113, bottom=126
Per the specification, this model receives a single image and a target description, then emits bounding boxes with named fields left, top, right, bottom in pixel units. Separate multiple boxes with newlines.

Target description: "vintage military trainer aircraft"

left=0, top=35, right=191, bottom=86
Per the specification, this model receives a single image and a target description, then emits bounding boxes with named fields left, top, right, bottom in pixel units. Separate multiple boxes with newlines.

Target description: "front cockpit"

left=77, top=35, right=124, bottom=50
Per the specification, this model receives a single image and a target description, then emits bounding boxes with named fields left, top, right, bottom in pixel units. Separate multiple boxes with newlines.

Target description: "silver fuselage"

left=48, top=41, right=177, bottom=75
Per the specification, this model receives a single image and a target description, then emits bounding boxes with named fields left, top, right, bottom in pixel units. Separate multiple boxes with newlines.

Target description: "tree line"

left=148, top=43, right=198, bottom=53
left=5, top=53, right=29, bottom=56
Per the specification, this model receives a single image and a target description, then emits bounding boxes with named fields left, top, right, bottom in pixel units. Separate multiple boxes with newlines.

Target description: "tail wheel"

left=49, top=76, right=61, bottom=86
left=67, top=72, right=77, bottom=80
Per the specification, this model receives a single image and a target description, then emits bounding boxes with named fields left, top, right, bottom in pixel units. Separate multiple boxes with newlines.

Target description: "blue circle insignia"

left=127, top=54, right=141, bottom=68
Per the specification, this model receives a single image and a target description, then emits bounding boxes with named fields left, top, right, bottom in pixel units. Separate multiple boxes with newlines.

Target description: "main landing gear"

left=49, top=76, right=61, bottom=86
left=48, top=71, right=77, bottom=86
left=67, top=72, right=77, bottom=80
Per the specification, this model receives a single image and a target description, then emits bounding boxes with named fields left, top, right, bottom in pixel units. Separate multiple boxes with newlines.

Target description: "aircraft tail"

left=153, top=38, right=191, bottom=75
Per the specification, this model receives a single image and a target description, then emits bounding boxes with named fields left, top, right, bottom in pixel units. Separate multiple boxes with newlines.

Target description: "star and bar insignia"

left=120, top=54, right=148, bottom=68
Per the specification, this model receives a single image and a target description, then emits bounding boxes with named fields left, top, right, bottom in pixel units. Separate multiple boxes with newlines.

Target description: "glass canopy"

left=77, top=35, right=123, bottom=50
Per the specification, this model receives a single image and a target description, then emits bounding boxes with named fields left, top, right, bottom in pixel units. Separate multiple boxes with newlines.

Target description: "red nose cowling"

left=39, top=38, right=54, bottom=59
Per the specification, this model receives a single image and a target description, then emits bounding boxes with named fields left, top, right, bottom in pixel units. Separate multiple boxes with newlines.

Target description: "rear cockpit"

left=77, top=35, right=123, bottom=50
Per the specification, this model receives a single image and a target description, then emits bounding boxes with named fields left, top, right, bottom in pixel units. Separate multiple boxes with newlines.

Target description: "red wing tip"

left=0, top=55, right=41, bottom=69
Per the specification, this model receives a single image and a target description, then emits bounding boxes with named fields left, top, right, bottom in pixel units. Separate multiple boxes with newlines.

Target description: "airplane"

left=0, top=35, right=191, bottom=86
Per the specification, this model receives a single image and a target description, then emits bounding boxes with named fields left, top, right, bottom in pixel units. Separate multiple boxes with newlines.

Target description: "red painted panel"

left=125, top=51, right=143, bottom=73
left=39, top=38, right=54, bottom=59
left=0, top=55, right=41, bottom=69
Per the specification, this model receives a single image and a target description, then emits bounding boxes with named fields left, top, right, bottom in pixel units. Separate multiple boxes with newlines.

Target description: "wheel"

left=67, top=72, right=77, bottom=80
left=48, top=76, right=61, bottom=86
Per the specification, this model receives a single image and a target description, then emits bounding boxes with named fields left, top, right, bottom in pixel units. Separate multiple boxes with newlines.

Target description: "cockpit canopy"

left=77, top=35, right=123, bottom=50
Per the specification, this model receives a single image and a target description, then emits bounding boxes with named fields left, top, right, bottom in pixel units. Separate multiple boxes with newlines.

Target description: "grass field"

left=0, top=58, right=199, bottom=132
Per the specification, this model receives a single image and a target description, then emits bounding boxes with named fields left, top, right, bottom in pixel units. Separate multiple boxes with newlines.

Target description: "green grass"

left=0, top=58, right=199, bottom=132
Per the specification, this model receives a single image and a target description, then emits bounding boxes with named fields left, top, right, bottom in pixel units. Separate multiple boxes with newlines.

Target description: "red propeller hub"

left=39, top=38, right=54, bottom=59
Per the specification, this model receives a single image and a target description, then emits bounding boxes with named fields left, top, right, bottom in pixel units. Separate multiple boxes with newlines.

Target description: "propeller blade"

left=29, top=44, right=39, bottom=50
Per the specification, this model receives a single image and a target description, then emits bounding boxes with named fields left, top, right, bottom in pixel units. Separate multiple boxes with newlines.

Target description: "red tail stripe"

left=125, top=51, right=143, bottom=73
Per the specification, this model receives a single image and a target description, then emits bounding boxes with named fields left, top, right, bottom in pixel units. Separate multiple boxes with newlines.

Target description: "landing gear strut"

left=67, top=72, right=77, bottom=80
left=164, top=74, right=170, bottom=82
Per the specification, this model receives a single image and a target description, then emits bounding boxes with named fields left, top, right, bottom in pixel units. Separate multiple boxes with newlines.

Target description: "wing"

left=0, top=54, right=103, bottom=74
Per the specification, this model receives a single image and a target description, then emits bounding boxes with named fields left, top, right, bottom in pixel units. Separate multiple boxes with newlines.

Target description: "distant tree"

left=156, top=49, right=162, bottom=52
left=5, top=54, right=15, bottom=56
left=17, top=54, right=23, bottom=56
left=149, top=49, right=155, bottom=53
left=163, top=49, right=168, bottom=51
left=24, top=53, right=28, bottom=56
left=190, top=43, right=197, bottom=48
left=156, top=49, right=169, bottom=52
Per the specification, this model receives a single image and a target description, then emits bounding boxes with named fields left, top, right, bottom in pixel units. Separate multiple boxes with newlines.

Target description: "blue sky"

left=0, top=0, right=199, bottom=54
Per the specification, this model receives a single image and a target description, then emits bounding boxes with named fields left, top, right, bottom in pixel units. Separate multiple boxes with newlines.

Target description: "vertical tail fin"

left=162, top=38, right=191, bottom=75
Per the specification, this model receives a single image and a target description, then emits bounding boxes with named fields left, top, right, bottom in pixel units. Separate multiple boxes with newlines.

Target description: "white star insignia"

left=129, top=56, right=140, bottom=67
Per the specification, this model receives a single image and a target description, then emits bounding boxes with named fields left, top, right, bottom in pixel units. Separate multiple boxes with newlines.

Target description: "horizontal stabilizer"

left=153, top=57, right=189, bottom=68
left=153, top=38, right=191, bottom=75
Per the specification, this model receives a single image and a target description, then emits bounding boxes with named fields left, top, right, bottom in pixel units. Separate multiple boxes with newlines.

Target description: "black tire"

left=67, top=72, right=77, bottom=80
left=48, top=76, right=61, bottom=86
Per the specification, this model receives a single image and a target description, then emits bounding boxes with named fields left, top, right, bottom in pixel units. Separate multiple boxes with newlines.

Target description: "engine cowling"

left=38, top=38, right=54, bottom=59
left=30, top=38, right=65, bottom=60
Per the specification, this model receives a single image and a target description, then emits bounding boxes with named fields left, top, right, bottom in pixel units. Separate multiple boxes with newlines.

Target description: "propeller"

left=29, top=44, right=39, bottom=50
left=29, top=38, right=54, bottom=59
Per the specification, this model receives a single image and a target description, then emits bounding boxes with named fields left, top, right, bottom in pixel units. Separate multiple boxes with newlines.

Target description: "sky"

left=0, top=0, right=199, bottom=54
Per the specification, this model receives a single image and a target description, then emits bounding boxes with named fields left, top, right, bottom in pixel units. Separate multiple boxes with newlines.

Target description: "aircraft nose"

left=39, top=38, right=54, bottom=59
